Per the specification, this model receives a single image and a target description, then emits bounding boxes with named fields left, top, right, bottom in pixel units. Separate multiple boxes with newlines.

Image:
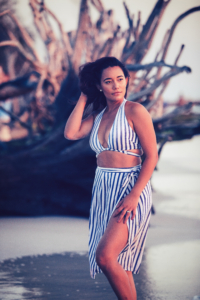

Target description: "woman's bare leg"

left=96, top=216, right=137, bottom=300
left=126, top=271, right=137, bottom=299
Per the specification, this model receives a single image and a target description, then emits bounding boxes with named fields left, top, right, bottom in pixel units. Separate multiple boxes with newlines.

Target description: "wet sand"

left=0, top=208, right=200, bottom=300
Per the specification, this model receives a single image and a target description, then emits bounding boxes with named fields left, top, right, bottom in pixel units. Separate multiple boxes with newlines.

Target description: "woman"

left=64, top=57, right=158, bottom=300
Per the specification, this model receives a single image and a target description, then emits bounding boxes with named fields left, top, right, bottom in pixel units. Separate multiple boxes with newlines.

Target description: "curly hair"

left=79, top=57, right=130, bottom=113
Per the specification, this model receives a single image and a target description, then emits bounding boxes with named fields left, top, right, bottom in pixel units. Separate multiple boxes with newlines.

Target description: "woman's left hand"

left=113, top=195, right=139, bottom=224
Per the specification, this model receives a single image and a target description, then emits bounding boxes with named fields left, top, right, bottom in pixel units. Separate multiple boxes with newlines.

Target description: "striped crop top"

left=89, top=99, right=142, bottom=157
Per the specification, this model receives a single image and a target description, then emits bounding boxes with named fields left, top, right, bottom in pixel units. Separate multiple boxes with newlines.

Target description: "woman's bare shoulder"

left=125, top=100, right=149, bottom=119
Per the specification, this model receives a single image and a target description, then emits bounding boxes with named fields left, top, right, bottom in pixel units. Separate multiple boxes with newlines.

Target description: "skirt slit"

left=88, top=164, right=152, bottom=279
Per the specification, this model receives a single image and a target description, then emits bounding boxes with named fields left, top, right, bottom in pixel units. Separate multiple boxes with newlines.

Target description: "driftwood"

left=0, top=0, right=200, bottom=217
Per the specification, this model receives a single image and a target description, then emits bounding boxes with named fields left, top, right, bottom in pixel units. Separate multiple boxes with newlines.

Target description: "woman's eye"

left=105, top=81, right=111, bottom=84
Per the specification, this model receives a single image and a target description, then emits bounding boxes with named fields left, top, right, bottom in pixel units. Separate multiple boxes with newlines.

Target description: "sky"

left=15, top=0, right=200, bottom=102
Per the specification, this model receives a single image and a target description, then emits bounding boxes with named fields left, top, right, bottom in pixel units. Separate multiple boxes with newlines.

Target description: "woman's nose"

left=113, top=81, right=119, bottom=89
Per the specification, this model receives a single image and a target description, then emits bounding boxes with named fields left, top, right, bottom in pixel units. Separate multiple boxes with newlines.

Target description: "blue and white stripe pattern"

left=89, top=99, right=142, bottom=157
left=89, top=164, right=152, bottom=279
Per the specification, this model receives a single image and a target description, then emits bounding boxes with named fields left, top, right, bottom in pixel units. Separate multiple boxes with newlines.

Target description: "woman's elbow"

left=151, top=150, right=158, bottom=165
left=154, top=150, right=159, bottom=163
left=145, top=151, right=158, bottom=166
left=64, top=131, right=76, bottom=140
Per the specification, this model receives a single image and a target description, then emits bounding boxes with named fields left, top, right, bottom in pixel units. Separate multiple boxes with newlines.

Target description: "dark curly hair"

left=79, top=57, right=130, bottom=114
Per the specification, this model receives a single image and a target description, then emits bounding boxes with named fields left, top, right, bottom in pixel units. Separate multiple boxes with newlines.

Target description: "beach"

left=0, top=136, right=200, bottom=300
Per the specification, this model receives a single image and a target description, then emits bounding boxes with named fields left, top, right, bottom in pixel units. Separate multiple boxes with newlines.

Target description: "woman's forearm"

left=130, top=154, right=158, bottom=199
left=64, top=93, right=87, bottom=140
left=114, top=154, right=158, bottom=223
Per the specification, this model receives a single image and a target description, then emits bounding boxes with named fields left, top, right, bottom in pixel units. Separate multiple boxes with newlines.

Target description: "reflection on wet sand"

left=0, top=270, right=43, bottom=300
left=0, top=240, right=200, bottom=300
left=146, top=240, right=200, bottom=300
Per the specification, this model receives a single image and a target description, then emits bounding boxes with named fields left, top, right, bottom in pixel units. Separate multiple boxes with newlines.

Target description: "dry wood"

left=145, top=45, right=186, bottom=110
left=0, top=104, right=31, bottom=131
left=90, top=0, right=104, bottom=13
left=122, top=0, right=170, bottom=63
left=0, top=72, right=39, bottom=101
left=72, top=0, right=91, bottom=73
left=153, top=102, right=193, bottom=125
left=128, top=65, right=191, bottom=103
left=0, top=0, right=198, bottom=138
left=161, top=6, right=200, bottom=61
left=0, top=0, right=200, bottom=217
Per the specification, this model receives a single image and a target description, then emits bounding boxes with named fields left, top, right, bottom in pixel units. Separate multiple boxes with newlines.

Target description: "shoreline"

left=0, top=208, right=200, bottom=262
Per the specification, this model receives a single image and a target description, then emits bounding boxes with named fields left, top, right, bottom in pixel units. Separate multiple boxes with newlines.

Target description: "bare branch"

left=128, top=65, right=191, bottom=103
left=153, top=102, right=193, bottom=124
left=6, top=11, right=41, bottom=62
left=41, top=4, right=73, bottom=58
left=126, top=60, right=190, bottom=72
left=122, top=0, right=170, bottom=63
left=0, top=105, right=32, bottom=131
left=0, top=40, right=44, bottom=71
left=161, top=6, right=200, bottom=61
left=98, top=25, right=120, bottom=57
left=155, top=6, right=200, bottom=81
left=0, top=72, right=39, bottom=101
left=123, top=2, right=136, bottom=52
left=135, top=11, right=141, bottom=40
left=90, top=0, right=104, bottom=13
left=174, top=44, right=185, bottom=65
left=72, top=0, right=91, bottom=73
left=151, top=44, right=186, bottom=109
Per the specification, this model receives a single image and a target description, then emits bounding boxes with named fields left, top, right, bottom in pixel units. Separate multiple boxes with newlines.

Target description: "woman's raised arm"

left=64, top=93, right=94, bottom=140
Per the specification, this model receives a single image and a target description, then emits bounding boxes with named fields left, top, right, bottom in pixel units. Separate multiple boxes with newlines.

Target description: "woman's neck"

left=105, top=98, right=124, bottom=112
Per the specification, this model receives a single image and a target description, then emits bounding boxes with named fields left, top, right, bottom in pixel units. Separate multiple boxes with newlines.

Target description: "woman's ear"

left=125, top=77, right=128, bottom=86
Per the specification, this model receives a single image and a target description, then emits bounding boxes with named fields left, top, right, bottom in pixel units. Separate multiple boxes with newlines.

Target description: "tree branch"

left=161, top=6, right=200, bottom=61
left=126, top=60, right=190, bottom=72
left=0, top=106, right=32, bottom=131
left=90, top=0, right=104, bottom=13
left=0, top=72, right=40, bottom=101
left=128, top=65, right=191, bottom=103
left=0, top=40, right=44, bottom=72
left=122, top=0, right=170, bottom=63
left=153, top=102, right=193, bottom=125
left=72, top=0, right=91, bottom=73
left=41, top=4, right=73, bottom=58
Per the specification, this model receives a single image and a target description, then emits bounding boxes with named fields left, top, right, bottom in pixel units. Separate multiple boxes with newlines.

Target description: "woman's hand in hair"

left=79, top=92, right=88, bottom=103
left=64, top=92, right=94, bottom=140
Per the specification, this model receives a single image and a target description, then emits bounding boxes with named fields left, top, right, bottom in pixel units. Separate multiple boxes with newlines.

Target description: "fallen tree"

left=0, top=0, right=200, bottom=216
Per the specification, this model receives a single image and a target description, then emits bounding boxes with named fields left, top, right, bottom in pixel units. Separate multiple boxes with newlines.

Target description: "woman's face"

left=99, top=66, right=128, bottom=102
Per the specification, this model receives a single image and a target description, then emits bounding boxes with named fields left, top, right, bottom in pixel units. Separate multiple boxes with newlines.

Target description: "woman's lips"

left=112, top=91, right=122, bottom=95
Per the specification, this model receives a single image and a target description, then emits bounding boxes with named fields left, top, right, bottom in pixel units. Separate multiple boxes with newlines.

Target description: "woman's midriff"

left=97, top=150, right=142, bottom=168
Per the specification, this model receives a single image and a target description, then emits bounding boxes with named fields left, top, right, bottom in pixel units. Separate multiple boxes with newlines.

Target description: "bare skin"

left=64, top=66, right=158, bottom=300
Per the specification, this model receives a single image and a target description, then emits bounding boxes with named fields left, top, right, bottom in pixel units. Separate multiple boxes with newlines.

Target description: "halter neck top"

left=89, top=99, right=142, bottom=157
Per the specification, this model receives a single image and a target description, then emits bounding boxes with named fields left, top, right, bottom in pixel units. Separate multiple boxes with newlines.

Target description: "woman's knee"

left=96, top=247, right=112, bottom=269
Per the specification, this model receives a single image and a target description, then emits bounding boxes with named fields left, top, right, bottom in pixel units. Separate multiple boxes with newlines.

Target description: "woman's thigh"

left=96, top=214, right=129, bottom=259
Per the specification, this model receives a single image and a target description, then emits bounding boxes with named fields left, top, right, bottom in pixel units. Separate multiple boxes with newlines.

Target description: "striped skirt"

left=88, top=164, right=152, bottom=279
